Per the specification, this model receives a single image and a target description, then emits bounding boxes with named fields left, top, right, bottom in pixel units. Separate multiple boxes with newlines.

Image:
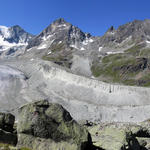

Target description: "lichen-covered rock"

left=17, top=100, right=92, bottom=150
left=0, top=112, right=15, bottom=132
left=17, top=133, right=78, bottom=150
left=136, top=137, right=150, bottom=148
left=88, top=124, right=140, bottom=150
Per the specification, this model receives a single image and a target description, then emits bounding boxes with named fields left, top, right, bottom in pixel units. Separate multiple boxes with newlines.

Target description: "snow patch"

left=81, top=47, right=85, bottom=51
left=146, top=40, right=150, bottom=44
left=106, top=51, right=123, bottom=55
left=42, top=36, right=47, bottom=41
left=58, top=41, right=62, bottom=44
left=44, top=33, right=56, bottom=40
left=82, top=38, right=94, bottom=45
left=99, top=47, right=103, bottom=52
left=26, top=48, right=32, bottom=52
left=47, top=51, right=52, bottom=55
left=82, top=41, right=88, bottom=45
left=57, top=24, right=67, bottom=28
left=30, top=58, right=34, bottom=61
left=70, top=44, right=78, bottom=49
left=37, top=44, right=47, bottom=49
left=89, top=39, right=94, bottom=42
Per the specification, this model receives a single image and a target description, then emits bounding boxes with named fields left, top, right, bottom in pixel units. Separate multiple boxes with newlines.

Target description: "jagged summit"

left=106, top=26, right=115, bottom=33
left=11, top=25, right=23, bottom=30
left=26, top=18, right=150, bottom=52
left=1, top=18, right=150, bottom=61
left=52, top=18, right=67, bottom=25
left=99, top=19, right=150, bottom=47
left=26, top=18, right=89, bottom=50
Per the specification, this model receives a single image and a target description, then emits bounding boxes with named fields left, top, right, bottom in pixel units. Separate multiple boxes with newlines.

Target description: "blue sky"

left=0, top=0, right=150, bottom=36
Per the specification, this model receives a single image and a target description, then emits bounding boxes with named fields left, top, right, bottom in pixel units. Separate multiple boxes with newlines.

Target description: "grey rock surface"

left=88, top=123, right=141, bottom=150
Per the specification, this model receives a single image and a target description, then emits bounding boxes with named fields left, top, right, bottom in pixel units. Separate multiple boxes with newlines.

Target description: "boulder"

left=17, top=100, right=92, bottom=150
left=88, top=123, right=141, bottom=150
left=0, top=112, right=15, bottom=132
left=136, top=137, right=150, bottom=149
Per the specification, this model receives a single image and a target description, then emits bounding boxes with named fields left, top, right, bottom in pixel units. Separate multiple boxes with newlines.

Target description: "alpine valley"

left=1, top=18, right=150, bottom=150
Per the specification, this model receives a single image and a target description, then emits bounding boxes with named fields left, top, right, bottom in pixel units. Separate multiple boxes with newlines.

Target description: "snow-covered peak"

left=0, top=25, right=34, bottom=56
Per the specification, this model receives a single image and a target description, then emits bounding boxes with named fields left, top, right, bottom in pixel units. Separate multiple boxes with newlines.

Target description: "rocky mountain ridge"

left=1, top=18, right=150, bottom=58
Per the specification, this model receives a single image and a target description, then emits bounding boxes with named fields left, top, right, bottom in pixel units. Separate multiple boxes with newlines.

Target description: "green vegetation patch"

left=140, top=48, right=150, bottom=57
left=0, top=143, right=32, bottom=150
left=20, top=147, right=32, bottom=150
left=102, top=53, right=125, bottom=64
left=50, top=43, right=65, bottom=52
left=42, top=42, right=73, bottom=68
left=125, top=45, right=143, bottom=56
left=91, top=51, right=150, bottom=86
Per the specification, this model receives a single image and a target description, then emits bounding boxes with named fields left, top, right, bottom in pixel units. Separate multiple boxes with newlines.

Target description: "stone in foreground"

left=17, top=100, right=92, bottom=150
left=88, top=124, right=141, bottom=150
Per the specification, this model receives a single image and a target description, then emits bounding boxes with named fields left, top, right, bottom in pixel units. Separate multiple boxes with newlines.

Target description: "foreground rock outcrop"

left=87, top=122, right=150, bottom=150
left=2, top=100, right=150, bottom=150
left=17, top=100, right=92, bottom=150
left=88, top=124, right=140, bottom=150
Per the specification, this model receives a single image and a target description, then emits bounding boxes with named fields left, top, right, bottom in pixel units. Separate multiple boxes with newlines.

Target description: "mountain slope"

left=99, top=19, right=150, bottom=48
left=25, top=18, right=96, bottom=76
left=24, top=18, right=150, bottom=86
left=26, top=18, right=92, bottom=50
left=90, top=19, right=150, bottom=86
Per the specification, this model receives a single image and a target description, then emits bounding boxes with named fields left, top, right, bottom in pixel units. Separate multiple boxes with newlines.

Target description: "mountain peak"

left=11, top=25, right=22, bottom=29
left=52, top=18, right=67, bottom=25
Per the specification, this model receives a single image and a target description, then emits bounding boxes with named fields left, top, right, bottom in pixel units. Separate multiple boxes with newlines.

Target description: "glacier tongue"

left=0, top=65, right=28, bottom=112
left=0, top=65, right=26, bottom=79
left=1, top=59, right=150, bottom=123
